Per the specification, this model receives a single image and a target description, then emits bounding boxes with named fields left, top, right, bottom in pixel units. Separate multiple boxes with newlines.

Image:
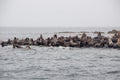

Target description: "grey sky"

left=0, top=0, right=120, bottom=27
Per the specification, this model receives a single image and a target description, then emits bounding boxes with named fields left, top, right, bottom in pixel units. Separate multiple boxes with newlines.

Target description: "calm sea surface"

left=0, top=27, right=120, bottom=40
left=0, top=27, right=120, bottom=80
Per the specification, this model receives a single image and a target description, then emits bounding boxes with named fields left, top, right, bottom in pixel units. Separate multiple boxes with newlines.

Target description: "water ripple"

left=0, top=47, right=120, bottom=80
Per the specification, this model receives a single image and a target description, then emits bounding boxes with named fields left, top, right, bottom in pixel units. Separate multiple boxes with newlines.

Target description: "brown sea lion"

left=117, top=38, right=120, bottom=46
left=69, top=39, right=79, bottom=47
left=108, top=38, right=113, bottom=47
left=26, top=45, right=31, bottom=49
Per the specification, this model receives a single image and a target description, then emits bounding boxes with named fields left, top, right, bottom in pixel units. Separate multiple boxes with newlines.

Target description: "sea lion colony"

left=1, top=32, right=120, bottom=49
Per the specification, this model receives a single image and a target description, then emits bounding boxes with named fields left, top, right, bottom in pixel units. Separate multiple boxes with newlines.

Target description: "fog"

left=0, top=0, right=120, bottom=27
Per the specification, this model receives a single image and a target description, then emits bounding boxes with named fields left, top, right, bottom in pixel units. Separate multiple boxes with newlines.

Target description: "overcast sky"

left=0, top=0, right=120, bottom=27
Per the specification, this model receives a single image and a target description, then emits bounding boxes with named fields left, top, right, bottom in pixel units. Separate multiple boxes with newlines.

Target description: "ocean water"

left=0, top=27, right=120, bottom=40
left=0, top=46, right=120, bottom=80
left=0, top=27, right=120, bottom=80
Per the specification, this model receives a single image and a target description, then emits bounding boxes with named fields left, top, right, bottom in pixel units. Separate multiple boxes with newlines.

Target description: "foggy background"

left=0, top=0, right=120, bottom=28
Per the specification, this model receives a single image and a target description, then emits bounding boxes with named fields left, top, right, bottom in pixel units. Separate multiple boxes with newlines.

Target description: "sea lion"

left=108, top=38, right=113, bottom=47
left=54, top=34, right=57, bottom=38
left=117, top=38, right=120, bottom=46
left=69, top=39, right=79, bottom=47
left=86, top=37, right=94, bottom=47
left=81, top=33, right=87, bottom=40
left=26, top=45, right=31, bottom=49
left=51, top=37, right=58, bottom=46
left=12, top=37, right=22, bottom=48
left=36, top=35, right=44, bottom=46
left=13, top=44, right=22, bottom=48
left=94, top=43, right=102, bottom=48
left=98, top=32, right=102, bottom=37
left=1, top=41, right=6, bottom=47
